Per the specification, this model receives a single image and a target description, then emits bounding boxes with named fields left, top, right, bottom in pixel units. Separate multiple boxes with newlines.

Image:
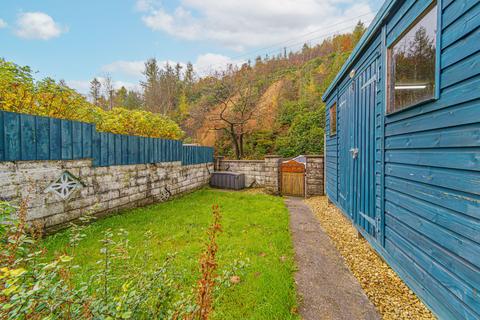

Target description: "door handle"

left=350, top=148, right=359, bottom=159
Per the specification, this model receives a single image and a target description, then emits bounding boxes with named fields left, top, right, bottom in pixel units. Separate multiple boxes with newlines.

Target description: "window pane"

left=330, top=103, right=337, bottom=136
left=388, top=4, right=437, bottom=113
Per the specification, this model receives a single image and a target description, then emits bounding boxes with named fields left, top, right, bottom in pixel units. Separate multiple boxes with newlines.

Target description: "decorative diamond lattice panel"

left=159, top=187, right=171, bottom=202
left=46, top=171, right=83, bottom=200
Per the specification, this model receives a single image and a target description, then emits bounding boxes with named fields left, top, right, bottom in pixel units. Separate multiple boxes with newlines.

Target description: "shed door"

left=338, top=87, right=354, bottom=217
left=353, top=58, right=378, bottom=239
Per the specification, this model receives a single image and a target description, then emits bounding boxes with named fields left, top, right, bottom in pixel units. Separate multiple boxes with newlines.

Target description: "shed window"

left=330, top=103, right=337, bottom=136
left=387, top=3, right=438, bottom=114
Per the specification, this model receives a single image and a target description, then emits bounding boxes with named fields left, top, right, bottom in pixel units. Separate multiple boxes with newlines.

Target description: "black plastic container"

left=210, top=172, right=245, bottom=190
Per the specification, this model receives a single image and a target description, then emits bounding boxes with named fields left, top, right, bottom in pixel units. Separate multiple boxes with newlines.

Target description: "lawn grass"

left=43, top=188, right=299, bottom=319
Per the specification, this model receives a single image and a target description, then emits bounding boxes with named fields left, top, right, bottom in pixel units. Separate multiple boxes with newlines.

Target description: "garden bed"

left=43, top=188, right=299, bottom=319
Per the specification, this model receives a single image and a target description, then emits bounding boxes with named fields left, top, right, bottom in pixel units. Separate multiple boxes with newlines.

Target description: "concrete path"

left=285, top=197, right=380, bottom=320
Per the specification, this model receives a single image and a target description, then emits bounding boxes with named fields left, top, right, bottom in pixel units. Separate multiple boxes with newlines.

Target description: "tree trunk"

left=228, top=124, right=241, bottom=159
left=238, top=133, right=244, bottom=159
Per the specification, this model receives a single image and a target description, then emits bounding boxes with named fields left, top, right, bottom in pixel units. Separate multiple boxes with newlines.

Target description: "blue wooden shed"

left=322, top=0, right=480, bottom=318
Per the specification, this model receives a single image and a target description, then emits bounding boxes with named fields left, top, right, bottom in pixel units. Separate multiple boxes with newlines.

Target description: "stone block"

left=66, top=196, right=98, bottom=211
left=28, top=202, right=65, bottom=220
left=93, top=167, right=109, bottom=176
left=99, top=190, right=120, bottom=202
left=129, top=192, right=146, bottom=203
left=63, top=160, right=91, bottom=169
left=108, top=196, right=130, bottom=209
left=0, top=162, right=16, bottom=172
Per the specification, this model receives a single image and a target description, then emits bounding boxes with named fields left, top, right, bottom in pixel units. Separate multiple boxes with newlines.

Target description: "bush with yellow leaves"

left=0, top=58, right=183, bottom=140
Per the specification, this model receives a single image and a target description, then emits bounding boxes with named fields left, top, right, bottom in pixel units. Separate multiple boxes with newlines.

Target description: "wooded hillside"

left=0, top=22, right=365, bottom=158
left=185, top=22, right=365, bottom=159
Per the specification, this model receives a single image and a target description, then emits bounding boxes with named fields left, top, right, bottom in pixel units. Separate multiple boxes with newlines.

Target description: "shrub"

left=0, top=58, right=184, bottom=140
left=276, top=110, right=325, bottom=157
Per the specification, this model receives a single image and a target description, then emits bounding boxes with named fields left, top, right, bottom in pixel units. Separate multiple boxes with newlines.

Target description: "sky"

left=0, top=0, right=383, bottom=95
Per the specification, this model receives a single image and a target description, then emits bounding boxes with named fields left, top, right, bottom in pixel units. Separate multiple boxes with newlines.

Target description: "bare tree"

left=102, top=74, right=114, bottom=110
left=206, top=66, right=263, bottom=159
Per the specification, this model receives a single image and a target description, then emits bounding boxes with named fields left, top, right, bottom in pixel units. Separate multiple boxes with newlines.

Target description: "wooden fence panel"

left=0, top=110, right=213, bottom=166
left=36, top=117, right=50, bottom=160
left=72, top=121, right=83, bottom=159
left=50, top=118, right=62, bottom=160
left=4, top=112, right=20, bottom=161
left=181, top=145, right=214, bottom=165
left=21, top=114, right=36, bottom=161
left=61, top=120, right=72, bottom=160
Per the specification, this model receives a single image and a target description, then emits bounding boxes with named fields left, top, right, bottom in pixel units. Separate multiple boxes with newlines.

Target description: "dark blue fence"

left=182, top=145, right=214, bottom=165
left=0, top=110, right=214, bottom=166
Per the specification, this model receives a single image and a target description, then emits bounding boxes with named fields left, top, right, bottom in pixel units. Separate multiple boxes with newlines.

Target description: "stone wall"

left=264, top=156, right=282, bottom=195
left=216, top=158, right=265, bottom=187
left=305, top=156, right=324, bottom=197
left=216, top=155, right=324, bottom=197
left=0, top=160, right=213, bottom=232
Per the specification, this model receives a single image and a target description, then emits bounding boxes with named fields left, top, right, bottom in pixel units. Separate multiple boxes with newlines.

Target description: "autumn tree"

left=89, top=78, right=101, bottom=106
left=124, top=90, right=143, bottom=110
left=184, top=62, right=195, bottom=99
left=142, top=58, right=161, bottom=113
left=114, top=86, right=128, bottom=107
left=159, top=62, right=180, bottom=114
left=102, top=74, right=114, bottom=110
left=206, top=66, right=265, bottom=159
left=352, top=21, right=366, bottom=45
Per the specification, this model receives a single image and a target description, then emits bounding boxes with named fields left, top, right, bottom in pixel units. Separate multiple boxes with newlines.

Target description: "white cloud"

left=15, top=12, right=65, bottom=40
left=0, top=19, right=7, bottom=29
left=138, top=0, right=374, bottom=50
left=194, top=53, right=242, bottom=75
left=102, top=60, right=145, bottom=77
left=111, top=80, right=142, bottom=92
left=66, top=80, right=91, bottom=94
left=135, top=0, right=159, bottom=12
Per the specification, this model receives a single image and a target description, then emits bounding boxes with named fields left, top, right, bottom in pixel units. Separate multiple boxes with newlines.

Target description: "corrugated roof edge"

left=322, top=0, right=399, bottom=102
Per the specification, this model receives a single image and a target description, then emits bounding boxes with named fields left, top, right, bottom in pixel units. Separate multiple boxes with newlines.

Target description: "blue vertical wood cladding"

left=49, top=118, right=61, bottom=160
left=325, top=97, right=338, bottom=202
left=160, top=139, right=165, bottom=162
left=72, top=121, right=82, bottom=159
left=180, top=145, right=213, bottom=165
left=82, top=123, right=92, bottom=158
left=20, top=114, right=36, bottom=161
left=36, top=117, right=50, bottom=160
left=167, top=140, right=172, bottom=162
left=148, top=138, right=153, bottom=163
left=322, top=0, right=480, bottom=318
left=91, top=128, right=100, bottom=167
left=121, top=135, right=128, bottom=165
left=4, top=112, right=20, bottom=161
left=129, top=136, right=134, bottom=165
left=61, top=120, right=72, bottom=160
left=100, top=132, right=108, bottom=166
left=139, top=137, right=145, bottom=164
left=114, top=134, right=122, bottom=164
left=107, top=133, right=115, bottom=166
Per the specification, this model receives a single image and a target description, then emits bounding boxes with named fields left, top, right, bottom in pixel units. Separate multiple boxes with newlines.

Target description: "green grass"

left=43, top=188, right=299, bottom=319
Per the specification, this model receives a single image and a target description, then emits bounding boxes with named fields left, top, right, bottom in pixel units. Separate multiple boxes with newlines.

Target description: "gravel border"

left=305, top=196, right=436, bottom=320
